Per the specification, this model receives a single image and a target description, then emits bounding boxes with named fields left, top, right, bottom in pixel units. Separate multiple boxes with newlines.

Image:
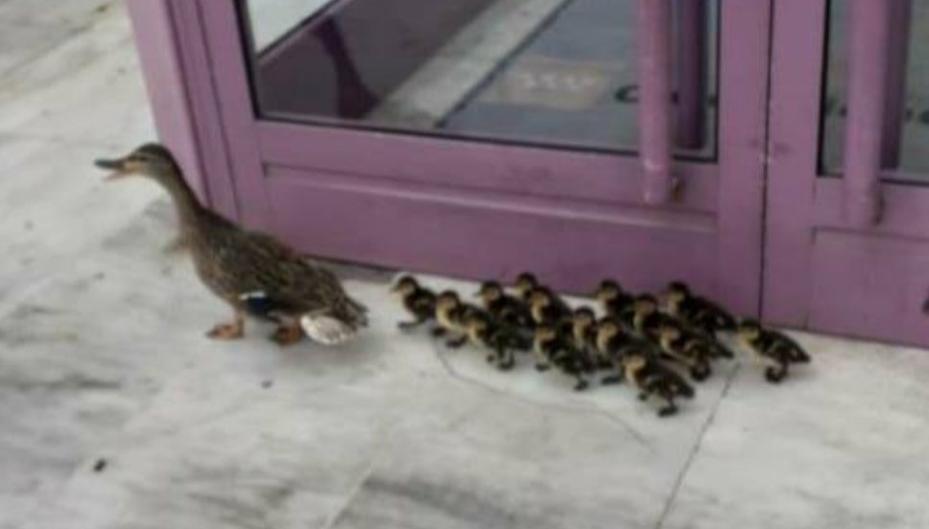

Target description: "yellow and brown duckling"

left=391, top=275, right=436, bottom=331
left=570, top=307, right=600, bottom=369
left=514, top=272, right=540, bottom=303
left=656, top=323, right=714, bottom=382
left=594, top=317, right=657, bottom=385
left=462, top=310, right=530, bottom=370
left=594, top=279, right=635, bottom=319
left=737, top=319, right=811, bottom=383
left=629, top=294, right=682, bottom=339
left=95, top=144, right=367, bottom=346
left=622, top=351, right=695, bottom=417
left=664, top=281, right=737, bottom=334
left=532, top=324, right=590, bottom=391
left=527, top=286, right=573, bottom=328
left=476, top=280, right=533, bottom=329
left=434, top=290, right=482, bottom=348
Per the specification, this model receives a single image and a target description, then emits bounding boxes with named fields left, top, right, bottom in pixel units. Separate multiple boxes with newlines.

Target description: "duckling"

left=629, top=294, right=683, bottom=339
left=95, top=144, right=367, bottom=346
left=532, top=325, right=589, bottom=391
left=476, top=280, right=532, bottom=329
left=391, top=275, right=436, bottom=331
left=513, top=272, right=540, bottom=303
left=737, top=319, right=811, bottom=383
left=462, top=311, right=529, bottom=370
left=594, top=279, right=635, bottom=318
left=528, top=287, right=573, bottom=328
left=570, top=307, right=600, bottom=370
left=656, top=324, right=714, bottom=382
left=435, top=290, right=483, bottom=348
left=664, top=281, right=737, bottom=334
left=622, top=351, right=695, bottom=417
left=594, top=317, right=657, bottom=385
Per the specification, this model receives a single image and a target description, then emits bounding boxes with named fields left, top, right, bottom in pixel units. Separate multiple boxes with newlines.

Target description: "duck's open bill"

left=94, top=157, right=129, bottom=180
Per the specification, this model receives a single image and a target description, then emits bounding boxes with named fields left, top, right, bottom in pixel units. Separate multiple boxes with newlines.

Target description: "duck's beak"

left=94, top=157, right=129, bottom=181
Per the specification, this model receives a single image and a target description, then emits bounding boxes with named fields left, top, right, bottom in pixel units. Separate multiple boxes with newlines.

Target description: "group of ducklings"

left=391, top=273, right=810, bottom=417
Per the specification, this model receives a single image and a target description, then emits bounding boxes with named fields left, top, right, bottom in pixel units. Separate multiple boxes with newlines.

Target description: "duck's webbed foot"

left=398, top=318, right=427, bottom=331
left=271, top=323, right=304, bottom=347
left=658, top=400, right=678, bottom=417
left=765, top=363, right=788, bottom=383
left=446, top=335, right=468, bottom=348
left=207, top=312, right=244, bottom=340
left=601, top=374, right=624, bottom=386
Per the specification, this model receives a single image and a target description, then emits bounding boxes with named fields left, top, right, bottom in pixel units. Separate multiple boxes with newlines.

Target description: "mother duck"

left=95, top=143, right=367, bottom=346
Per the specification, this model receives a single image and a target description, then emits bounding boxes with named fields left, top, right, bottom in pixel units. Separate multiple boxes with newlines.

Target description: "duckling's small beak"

left=94, top=157, right=128, bottom=181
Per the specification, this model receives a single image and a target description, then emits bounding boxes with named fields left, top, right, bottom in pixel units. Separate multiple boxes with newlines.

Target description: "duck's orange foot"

left=207, top=321, right=244, bottom=340
left=271, top=324, right=304, bottom=347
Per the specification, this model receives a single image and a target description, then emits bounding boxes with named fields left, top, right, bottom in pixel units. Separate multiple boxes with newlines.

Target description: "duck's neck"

left=156, top=170, right=203, bottom=231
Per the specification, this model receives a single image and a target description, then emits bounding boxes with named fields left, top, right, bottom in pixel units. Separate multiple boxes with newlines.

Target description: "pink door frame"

left=126, top=0, right=770, bottom=317
left=766, top=0, right=929, bottom=346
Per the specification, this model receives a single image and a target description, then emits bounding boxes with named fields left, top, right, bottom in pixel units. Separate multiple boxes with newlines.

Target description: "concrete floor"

left=2, top=2, right=929, bottom=529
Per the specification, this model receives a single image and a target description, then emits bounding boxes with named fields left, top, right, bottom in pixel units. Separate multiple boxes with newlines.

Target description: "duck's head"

left=595, top=279, right=622, bottom=303
left=435, top=290, right=461, bottom=311
left=665, top=281, right=690, bottom=304
left=596, top=317, right=621, bottom=341
left=528, top=287, right=553, bottom=309
left=476, top=281, right=503, bottom=303
left=633, top=294, right=659, bottom=315
left=737, top=318, right=763, bottom=340
left=95, top=143, right=179, bottom=183
left=391, top=275, right=419, bottom=297
left=573, top=307, right=595, bottom=328
left=514, top=272, right=538, bottom=296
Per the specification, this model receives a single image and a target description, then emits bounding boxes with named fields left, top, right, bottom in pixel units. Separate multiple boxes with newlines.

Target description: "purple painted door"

left=765, top=0, right=929, bottom=346
left=128, top=1, right=771, bottom=316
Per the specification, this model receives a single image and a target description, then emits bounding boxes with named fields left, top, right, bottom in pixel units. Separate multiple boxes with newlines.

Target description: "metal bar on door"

left=675, top=0, right=707, bottom=151
left=842, top=0, right=892, bottom=226
left=881, top=0, right=911, bottom=169
left=637, top=0, right=675, bottom=204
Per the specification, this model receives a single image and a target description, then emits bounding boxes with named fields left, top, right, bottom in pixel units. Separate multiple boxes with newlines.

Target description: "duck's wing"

left=242, top=231, right=368, bottom=328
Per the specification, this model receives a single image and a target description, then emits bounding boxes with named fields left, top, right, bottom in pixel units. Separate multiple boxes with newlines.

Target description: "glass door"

left=766, top=0, right=929, bottom=345
left=190, top=0, right=771, bottom=314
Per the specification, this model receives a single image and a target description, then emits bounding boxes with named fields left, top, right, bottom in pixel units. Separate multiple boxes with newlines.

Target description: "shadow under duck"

left=94, top=143, right=367, bottom=346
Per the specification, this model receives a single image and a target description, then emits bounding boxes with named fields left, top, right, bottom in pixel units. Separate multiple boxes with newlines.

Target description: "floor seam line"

left=654, top=364, right=741, bottom=529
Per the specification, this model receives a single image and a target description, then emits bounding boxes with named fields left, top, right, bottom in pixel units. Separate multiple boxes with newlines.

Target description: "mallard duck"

left=532, top=324, right=589, bottom=391
left=94, top=143, right=368, bottom=346
left=475, top=280, right=533, bottom=329
left=594, top=279, right=635, bottom=318
left=622, top=351, right=695, bottom=417
left=737, top=319, right=811, bottom=383
left=391, top=275, right=436, bottom=331
left=664, top=281, right=737, bottom=334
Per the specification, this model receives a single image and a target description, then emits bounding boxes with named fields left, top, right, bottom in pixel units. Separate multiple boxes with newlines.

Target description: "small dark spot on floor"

left=94, top=272, right=106, bottom=281
left=24, top=221, right=34, bottom=231
left=94, top=4, right=110, bottom=14
left=261, top=380, right=273, bottom=389
left=93, top=458, right=108, bottom=473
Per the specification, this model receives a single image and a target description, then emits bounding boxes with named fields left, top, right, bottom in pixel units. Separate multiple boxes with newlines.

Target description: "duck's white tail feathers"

left=300, top=314, right=358, bottom=346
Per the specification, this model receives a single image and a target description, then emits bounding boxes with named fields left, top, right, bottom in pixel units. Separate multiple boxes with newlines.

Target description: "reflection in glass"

left=241, top=0, right=719, bottom=158
left=821, top=0, right=929, bottom=177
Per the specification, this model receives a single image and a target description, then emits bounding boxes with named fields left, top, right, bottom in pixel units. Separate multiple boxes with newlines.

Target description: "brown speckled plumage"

left=96, top=143, right=367, bottom=342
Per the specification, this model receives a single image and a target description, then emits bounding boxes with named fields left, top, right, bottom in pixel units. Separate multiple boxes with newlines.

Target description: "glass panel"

left=240, top=0, right=719, bottom=158
left=821, top=0, right=929, bottom=178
